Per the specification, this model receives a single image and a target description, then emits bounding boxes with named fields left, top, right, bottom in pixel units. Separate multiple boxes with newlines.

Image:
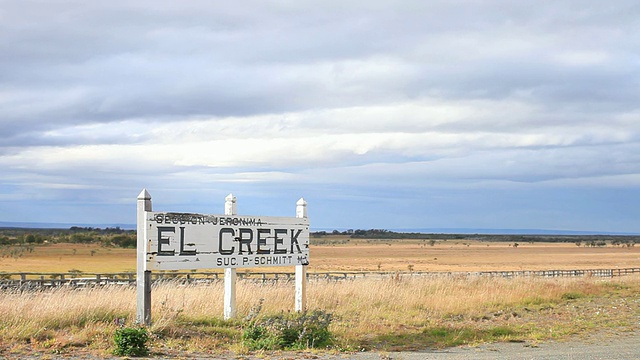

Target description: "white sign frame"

left=136, top=189, right=308, bottom=325
left=144, top=212, right=309, bottom=270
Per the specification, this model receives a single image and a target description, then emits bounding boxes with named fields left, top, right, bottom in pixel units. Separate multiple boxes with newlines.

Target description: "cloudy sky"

left=1, top=1, right=639, bottom=233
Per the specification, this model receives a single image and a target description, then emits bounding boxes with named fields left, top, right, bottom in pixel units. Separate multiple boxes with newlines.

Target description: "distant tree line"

left=69, top=226, right=129, bottom=234
left=0, top=227, right=136, bottom=248
left=1, top=227, right=638, bottom=249
left=312, top=229, right=448, bottom=239
left=311, top=229, right=640, bottom=244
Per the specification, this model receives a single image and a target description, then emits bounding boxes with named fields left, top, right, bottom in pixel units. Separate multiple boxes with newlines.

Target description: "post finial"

left=137, top=188, right=151, bottom=200
left=225, top=193, right=237, bottom=216
left=296, top=197, right=307, bottom=218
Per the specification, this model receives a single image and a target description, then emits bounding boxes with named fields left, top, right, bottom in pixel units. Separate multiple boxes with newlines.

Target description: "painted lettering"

left=253, top=255, right=293, bottom=266
left=256, top=229, right=271, bottom=254
left=216, top=257, right=238, bottom=267
left=219, top=228, right=235, bottom=255
left=178, top=227, right=196, bottom=256
left=238, top=228, right=253, bottom=255
left=273, top=229, right=287, bottom=254
left=290, top=229, right=303, bottom=253
left=157, top=226, right=176, bottom=256
left=153, top=213, right=219, bottom=225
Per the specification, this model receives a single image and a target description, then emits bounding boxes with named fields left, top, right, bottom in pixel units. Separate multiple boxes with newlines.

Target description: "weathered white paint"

left=224, top=193, right=237, bottom=320
left=224, top=193, right=237, bottom=217
left=224, top=267, right=237, bottom=320
left=296, top=197, right=307, bottom=219
left=136, top=189, right=152, bottom=325
left=145, top=213, right=310, bottom=270
left=136, top=190, right=309, bottom=322
left=295, top=197, right=307, bottom=312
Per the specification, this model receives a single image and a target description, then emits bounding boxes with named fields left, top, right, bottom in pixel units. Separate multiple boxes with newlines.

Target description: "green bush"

left=561, top=292, right=584, bottom=300
left=110, top=234, right=137, bottom=248
left=113, top=326, right=149, bottom=357
left=242, top=310, right=332, bottom=350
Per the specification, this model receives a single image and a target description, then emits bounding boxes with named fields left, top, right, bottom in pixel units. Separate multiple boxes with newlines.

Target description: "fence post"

left=295, top=197, right=308, bottom=312
left=224, top=193, right=237, bottom=320
left=136, top=189, right=152, bottom=326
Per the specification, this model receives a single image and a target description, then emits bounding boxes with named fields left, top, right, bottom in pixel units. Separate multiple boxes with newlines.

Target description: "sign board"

left=136, top=190, right=309, bottom=325
left=144, top=211, right=310, bottom=271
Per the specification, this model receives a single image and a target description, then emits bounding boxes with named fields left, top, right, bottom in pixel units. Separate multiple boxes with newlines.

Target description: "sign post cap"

left=138, top=189, right=151, bottom=200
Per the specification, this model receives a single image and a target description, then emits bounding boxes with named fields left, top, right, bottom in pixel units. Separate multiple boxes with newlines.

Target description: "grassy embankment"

left=0, top=275, right=638, bottom=356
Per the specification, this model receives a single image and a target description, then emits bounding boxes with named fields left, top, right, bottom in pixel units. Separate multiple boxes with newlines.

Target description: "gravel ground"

left=345, top=333, right=640, bottom=360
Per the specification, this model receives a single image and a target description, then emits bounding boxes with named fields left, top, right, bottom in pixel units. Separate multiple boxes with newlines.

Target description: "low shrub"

left=242, top=310, right=333, bottom=350
left=561, top=291, right=585, bottom=300
left=113, top=326, right=149, bottom=357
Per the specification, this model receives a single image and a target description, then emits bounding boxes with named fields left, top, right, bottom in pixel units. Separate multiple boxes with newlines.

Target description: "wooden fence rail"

left=1, top=267, right=639, bottom=290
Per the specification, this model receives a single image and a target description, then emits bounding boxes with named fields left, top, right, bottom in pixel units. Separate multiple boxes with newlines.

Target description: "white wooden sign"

left=144, top=212, right=310, bottom=270
left=136, top=189, right=309, bottom=325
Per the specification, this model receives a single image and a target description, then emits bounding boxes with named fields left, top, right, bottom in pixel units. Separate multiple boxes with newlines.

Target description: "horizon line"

left=0, top=221, right=638, bottom=236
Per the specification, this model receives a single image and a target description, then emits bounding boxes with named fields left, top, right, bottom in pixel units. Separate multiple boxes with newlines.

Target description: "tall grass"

left=0, top=286, right=132, bottom=349
left=306, top=275, right=608, bottom=342
left=0, top=275, right=637, bottom=353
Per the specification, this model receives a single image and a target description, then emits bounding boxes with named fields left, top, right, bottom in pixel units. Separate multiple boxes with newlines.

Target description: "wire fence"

left=1, top=267, right=639, bottom=290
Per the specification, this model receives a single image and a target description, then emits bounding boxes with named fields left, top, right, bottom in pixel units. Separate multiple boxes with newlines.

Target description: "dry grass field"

left=0, top=275, right=638, bottom=356
left=0, top=243, right=135, bottom=273
left=1, top=238, right=638, bottom=274
left=310, top=240, right=640, bottom=272
left=1, top=237, right=639, bottom=357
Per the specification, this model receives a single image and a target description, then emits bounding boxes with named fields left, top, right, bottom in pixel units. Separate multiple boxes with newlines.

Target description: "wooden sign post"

left=136, top=189, right=152, bottom=326
left=224, top=193, right=237, bottom=320
left=136, top=189, right=310, bottom=325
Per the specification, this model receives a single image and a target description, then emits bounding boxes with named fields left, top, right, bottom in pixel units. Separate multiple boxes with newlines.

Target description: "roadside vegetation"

left=0, top=275, right=638, bottom=357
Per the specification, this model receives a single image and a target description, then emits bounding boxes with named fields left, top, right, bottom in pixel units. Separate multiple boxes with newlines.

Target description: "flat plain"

left=1, top=238, right=639, bottom=273
left=1, top=236, right=639, bottom=358
left=310, top=239, right=640, bottom=272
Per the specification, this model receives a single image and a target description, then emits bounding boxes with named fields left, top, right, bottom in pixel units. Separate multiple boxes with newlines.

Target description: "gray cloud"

left=1, top=0, right=639, bottom=231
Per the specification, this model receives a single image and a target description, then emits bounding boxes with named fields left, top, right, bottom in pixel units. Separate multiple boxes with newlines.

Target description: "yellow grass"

left=0, top=244, right=135, bottom=273
left=1, top=275, right=638, bottom=354
left=311, top=241, right=640, bottom=272
left=1, top=239, right=639, bottom=354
